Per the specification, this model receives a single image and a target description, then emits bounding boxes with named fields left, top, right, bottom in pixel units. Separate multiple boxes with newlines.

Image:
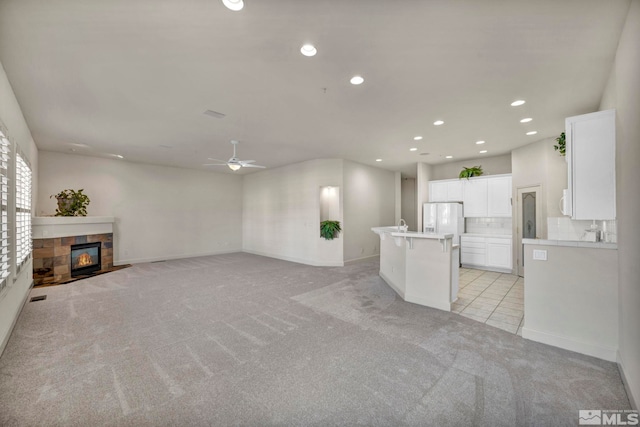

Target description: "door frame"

left=516, top=185, right=543, bottom=277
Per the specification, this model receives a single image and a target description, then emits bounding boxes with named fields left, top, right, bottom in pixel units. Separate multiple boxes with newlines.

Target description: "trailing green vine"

left=50, top=189, right=90, bottom=216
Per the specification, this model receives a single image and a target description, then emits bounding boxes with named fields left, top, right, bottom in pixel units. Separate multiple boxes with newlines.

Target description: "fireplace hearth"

left=70, top=242, right=101, bottom=277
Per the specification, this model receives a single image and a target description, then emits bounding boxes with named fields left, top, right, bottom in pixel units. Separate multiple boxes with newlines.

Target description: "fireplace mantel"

left=33, top=216, right=115, bottom=286
left=33, top=216, right=114, bottom=238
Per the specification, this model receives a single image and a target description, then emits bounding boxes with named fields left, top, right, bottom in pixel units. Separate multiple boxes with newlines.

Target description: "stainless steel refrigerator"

left=423, top=202, right=464, bottom=245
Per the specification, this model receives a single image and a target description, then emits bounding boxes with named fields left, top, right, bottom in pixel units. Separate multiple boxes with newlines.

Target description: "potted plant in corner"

left=320, top=220, right=341, bottom=240
left=554, top=131, right=566, bottom=156
left=459, top=165, right=483, bottom=180
left=50, top=189, right=90, bottom=216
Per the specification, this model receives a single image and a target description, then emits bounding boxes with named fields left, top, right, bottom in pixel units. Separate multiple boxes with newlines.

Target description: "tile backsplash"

left=465, top=217, right=512, bottom=235
left=547, top=217, right=617, bottom=243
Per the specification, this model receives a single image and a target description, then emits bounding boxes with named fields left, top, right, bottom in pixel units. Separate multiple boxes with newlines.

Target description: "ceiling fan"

left=204, top=140, right=266, bottom=171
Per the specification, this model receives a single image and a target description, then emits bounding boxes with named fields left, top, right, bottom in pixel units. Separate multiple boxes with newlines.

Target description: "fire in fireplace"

left=70, top=242, right=101, bottom=277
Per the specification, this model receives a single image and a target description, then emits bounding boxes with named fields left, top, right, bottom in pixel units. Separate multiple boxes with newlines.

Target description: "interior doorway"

left=401, top=178, right=417, bottom=231
left=516, top=185, right=542, bottom=277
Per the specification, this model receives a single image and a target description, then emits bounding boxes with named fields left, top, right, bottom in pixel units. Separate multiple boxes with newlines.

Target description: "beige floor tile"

left=455, top=297, right=475, bottom=306
left=498, top=300, right=524, bottom=310
left=477, top=292, right=504, bottom=301
left=494, top=305, right=524, bottom=317
left=473, top=296, right=501, bottom=306
left=451, top=304, right=465, bottom=314
left=503, top=296, right=524, bottom=305
left=460, top=312, right=489, bottom=323
left=485, top=319, right=519, bottom=334
left=461, top=306, right=492, bottom=320
left=467, top=302, right=498, bottom=313
left=488, top=311, right=522, bottom=326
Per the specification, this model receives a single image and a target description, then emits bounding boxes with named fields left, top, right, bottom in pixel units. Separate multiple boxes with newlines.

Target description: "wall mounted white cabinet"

left=429, top=175, right=512, bottom=218
left=487, top=176, right=512, bottom=217
left=461, top=235, right=512, bottom=273
left=565, top=109, right=616, bottom=220
left=429, top=180, right=463, bottom=202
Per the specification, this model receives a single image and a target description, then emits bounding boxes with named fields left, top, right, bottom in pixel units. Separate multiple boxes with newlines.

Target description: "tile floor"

left=452, top=268, right=524, bottom=335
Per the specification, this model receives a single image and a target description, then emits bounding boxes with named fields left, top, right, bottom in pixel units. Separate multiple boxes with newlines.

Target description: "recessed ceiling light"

left=445, top=155, right=453, bottom=159
left=511, top=100, right=526, bottom=106
left=479, top=150, right=488, bottom=154
left=526, top=131, right=538, bottom=136
left=114, top=154, right=124, bottom=159
left=222, top=0, right=244, bottom=11
left=410, top=148, right=418, bottom=151
left=300, top=44, right=317, bottom=57
left=520, top=118, right=533, bottom=123
left=413, top=136, right=423, bottom=141
left=375, top=158, right=382, bottom=162
left=475, top=140, right=485, bottom=145
left=433, top=120, right=444, bottom=126
left=350, top=75, right=364, bottom=85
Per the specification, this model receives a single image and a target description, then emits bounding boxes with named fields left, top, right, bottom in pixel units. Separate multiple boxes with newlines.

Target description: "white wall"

left=600, top=0, right=640, bottom=409
left=416, top=163, right=433, bottom=232
left=37, top=151, right=243, bottom=264
left=242, top=159, right=344, bottom=266
left=430, top=153, right=512, bottom=181
left=343, top=160, right=395, bottom=262
left=0, top=61, right=38, bottom=354
left=401, top=178, right=417, bottom=231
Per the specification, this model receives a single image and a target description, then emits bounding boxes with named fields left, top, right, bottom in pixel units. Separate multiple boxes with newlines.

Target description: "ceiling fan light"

left=228, top=164, right=241, bottom=171
left=300, top=44, right=317, bottom=57
left=222, top=0, right=244, bottom=11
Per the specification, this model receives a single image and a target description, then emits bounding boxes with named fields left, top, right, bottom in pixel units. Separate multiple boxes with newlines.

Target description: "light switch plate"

left=533, top=249, right=547, bottom=261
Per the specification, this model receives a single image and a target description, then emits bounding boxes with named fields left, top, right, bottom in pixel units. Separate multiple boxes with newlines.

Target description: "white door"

left=516, top=185, right=542, bottom=277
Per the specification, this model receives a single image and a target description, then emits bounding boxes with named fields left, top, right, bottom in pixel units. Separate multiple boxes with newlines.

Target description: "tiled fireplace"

left=32, top=216, right=115, bottom=286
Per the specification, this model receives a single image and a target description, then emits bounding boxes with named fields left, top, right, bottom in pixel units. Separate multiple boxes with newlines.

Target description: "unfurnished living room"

left=0, top=1, right=639, bottom=426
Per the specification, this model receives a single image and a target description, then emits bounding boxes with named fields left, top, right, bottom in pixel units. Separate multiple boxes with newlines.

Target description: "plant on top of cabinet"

left=50, top=189, right=90, bottom=216
left=459, top=165, right=483, bottom=180
left=320, top=220, right=341, bottom=240
left=554, top=131, right=566, bottom=156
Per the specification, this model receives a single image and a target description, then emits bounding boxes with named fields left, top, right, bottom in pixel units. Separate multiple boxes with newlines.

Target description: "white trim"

left=0, top=278, right=33, bottom=358
left=617, top=350, right=638, bottom=410
left=522, top=327, right=617, bottom=362
left=405, top=293, right=451, bottom=312
left=241, top=249, right=344, bottom=267
left=116, top=248, right=242, bottom=265
left=344, top=254, right=379, bottom=264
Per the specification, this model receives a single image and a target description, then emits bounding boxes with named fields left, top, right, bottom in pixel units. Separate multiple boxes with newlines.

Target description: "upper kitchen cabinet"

left=487, top=175, right=512, bottom=217
left=565, top=109, right=616, bottom=220
left=429, top=180, right=463, bottom=202
left=462, top=178, right=488, bottom=217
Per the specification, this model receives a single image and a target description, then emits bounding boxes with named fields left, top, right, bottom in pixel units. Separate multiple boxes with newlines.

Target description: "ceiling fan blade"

left=203, top=163, right=228, bottom=166
left=240, top=160, right=256, bottom=164
left=207, top=158, right=228, bottom=162
left=242, top=164, right=266, bottom=168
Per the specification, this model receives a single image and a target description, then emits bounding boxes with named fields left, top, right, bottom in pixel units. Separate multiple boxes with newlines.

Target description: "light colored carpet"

left=0, top=253, right=630, bottom=426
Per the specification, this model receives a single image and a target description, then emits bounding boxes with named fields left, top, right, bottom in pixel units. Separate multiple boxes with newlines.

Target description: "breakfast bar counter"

left=372, top=226, right=459, bottom=312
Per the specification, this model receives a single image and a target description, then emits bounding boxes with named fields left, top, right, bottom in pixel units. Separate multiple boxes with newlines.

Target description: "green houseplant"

left=459, top=165, right=483, bottom=180
left=554, top=131, right=566, bottom=156
left=50, top=189, right=90, bottom=216
left=320, top=220, right=341, bottom=240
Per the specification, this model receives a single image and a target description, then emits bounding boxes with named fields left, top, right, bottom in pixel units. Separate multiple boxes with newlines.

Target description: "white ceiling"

left=0, top=0, right=630, bottom=177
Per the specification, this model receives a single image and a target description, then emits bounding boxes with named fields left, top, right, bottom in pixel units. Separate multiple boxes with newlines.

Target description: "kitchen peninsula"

left=372, top=227, right=459, bottom=312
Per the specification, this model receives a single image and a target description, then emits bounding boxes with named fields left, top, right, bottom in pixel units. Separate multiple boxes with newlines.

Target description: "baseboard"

left=461, top=264, right=512, bottom=274
left=617, top=350, right=639, bottom=410
left=404, top=293, right=451, bottom=312
left=344, top=254, right=379, bottom=264
left=241, top=249, right=344, bottom=267
left=115, top=249, right=242, bottom=265
left=0, top=279, right=33, bottom=358
left=522, top=327, right=617, bottom=362
left=379, top=270, right=405, bottom=299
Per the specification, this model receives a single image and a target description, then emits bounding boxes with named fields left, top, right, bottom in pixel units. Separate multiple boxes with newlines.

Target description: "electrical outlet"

left=533, top=249, right=547, bottom=261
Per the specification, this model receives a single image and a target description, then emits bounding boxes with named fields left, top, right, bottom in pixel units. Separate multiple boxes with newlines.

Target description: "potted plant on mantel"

left=50, top=189, right=90, bottom=216
left=554, top=132, right=566, bottom=156
left=320, top=220, right=341, bottom=240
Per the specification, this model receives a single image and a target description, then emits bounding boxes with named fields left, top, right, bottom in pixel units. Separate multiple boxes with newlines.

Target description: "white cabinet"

left=430, top=175, right=511, bottom=218
left=486, top=238, right=512, bottom=270
left=461, top=235, right=512, bottom=273
left=428, top=180, right=463, bottom=202
left=462, top=178, right=488, bottom=217
left=566, top=109, right=616, bottom=220
left=487, top=176, right=512, bottom=217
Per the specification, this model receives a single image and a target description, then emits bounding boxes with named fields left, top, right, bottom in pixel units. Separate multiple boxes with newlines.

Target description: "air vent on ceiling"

left=420, top=152, right=430, bottom=156
left=203, top=110, right=226, bottom=119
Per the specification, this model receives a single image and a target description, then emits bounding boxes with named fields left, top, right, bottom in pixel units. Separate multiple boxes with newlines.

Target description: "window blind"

left=16, top=151, right=31, bottom=270
left=0, top=130, right=10, bottom=292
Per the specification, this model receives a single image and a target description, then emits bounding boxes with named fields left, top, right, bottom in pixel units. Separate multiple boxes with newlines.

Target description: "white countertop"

left=523, top=238, right=617, bottom=250
left=462, top=233, right=512, bottom=238
left=371, top=227, right=453, bottom=240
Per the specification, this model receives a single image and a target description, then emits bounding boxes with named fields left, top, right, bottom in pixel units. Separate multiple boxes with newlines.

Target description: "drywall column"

left=416, top=163, right=433, bottom=233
